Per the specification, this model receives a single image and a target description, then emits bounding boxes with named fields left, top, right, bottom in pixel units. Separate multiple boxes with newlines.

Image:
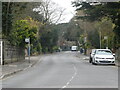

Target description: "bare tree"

left=33, top=0, right=65, bottom=24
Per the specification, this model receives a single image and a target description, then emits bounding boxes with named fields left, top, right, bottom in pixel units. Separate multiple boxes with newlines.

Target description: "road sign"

left=25, top=38, right=30, bottom=43
left=84, top=37, right=87, bottom=43
left=104, top=36, right=108, bottom=40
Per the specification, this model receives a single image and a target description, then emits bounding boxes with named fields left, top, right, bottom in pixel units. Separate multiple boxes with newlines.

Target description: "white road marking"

left=59, top=64, right=77, bottom=90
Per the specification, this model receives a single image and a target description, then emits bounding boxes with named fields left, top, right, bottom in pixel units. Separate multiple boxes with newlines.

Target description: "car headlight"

left=111, top=57, right=115, bottom=59
left=106, top=57, right=115, bottom=59
left=111, top=57, right=114, bottom=59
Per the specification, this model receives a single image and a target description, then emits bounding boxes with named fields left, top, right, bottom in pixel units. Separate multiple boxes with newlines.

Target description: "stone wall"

left=3, top=40, right=25, bottom=64
left=115, top=48, right=120, bottom=61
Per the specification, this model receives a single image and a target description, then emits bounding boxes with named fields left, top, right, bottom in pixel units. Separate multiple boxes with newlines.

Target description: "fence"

left=0, top=40, right=25, bottom=65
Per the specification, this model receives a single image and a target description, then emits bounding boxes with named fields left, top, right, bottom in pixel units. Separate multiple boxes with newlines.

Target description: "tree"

left=33, top=0, right=65, bottom=24
left=2, top=2, right=64, bottom=54
left=9, top=18, right=38, bottom=48
left=63, top=21, right=83, bottom=41
left=87, top=29, right=100, bottom=48
left=40, top=24, right=59, bottom=53
left=2, top=2, right=13, bottom=37
left=73, top=1, right=120, bottom=49
left=2, top=2, right=42, bottom=37
left=11, top=2, right=43, bottom=22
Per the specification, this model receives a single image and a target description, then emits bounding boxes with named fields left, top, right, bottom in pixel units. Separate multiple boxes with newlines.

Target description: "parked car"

left=71, top=46, right=78, bottom=51
left=89, top=49, right=96, bottom=63
left=92, top=49, right=115, bottom=65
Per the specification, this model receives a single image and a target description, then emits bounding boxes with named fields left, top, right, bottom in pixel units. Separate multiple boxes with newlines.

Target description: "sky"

left=51, top=0, right=76, bottom=23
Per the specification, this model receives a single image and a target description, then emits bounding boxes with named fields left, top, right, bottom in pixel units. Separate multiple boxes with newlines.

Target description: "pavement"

left=0, top=55, right=41, bottom=80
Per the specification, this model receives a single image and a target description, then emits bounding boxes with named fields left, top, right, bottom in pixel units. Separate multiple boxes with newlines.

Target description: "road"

left=2, top=51, right=118, bottom=89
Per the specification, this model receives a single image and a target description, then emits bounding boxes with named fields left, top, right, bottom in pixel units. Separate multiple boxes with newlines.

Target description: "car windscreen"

left=96, top=50, right=112, bottom=55
left=92, top=49, right=95, bottom=53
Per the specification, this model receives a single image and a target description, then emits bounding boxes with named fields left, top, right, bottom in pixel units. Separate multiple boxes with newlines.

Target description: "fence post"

left=0, top=41, right=4, bottom=65
left=3, top=41, right=4, bottom=65
left=0, top=41, right=2, bottom=65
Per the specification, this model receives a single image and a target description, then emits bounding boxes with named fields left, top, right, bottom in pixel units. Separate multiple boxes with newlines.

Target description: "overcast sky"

left=51, top=0, right=76, bottom=23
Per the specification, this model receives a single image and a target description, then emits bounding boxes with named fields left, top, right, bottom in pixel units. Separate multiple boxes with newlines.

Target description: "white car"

left=71, top=46, right=78, bottom=51
left=92, top=49, right=115, bottom=65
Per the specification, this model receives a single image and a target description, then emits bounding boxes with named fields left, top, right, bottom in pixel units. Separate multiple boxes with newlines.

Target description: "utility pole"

left=100, top=31, right=101, bottom=49
left=107, top=37, right=108, bottom=49
left=84, top=17, right=87, bottom=55
left=104, top=36, right=108, bottom=49
left=99, top=27, right=102, bottom=49
left=28, top=39, right=30, bottom=63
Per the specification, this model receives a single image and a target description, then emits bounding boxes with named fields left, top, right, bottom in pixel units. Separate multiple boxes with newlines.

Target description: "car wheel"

left=92, top=59, right=97, bottom=65
left=92, top=62, right=97, bottom=65
left=92, top=61, right=95, bottom=65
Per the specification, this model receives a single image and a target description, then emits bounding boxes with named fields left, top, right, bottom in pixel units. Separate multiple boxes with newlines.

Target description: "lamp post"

left=100, top=31, right=102, bottom=49
left=98, top=27, right=102, bottom=49
left=104, top=36, right=108, bottom=49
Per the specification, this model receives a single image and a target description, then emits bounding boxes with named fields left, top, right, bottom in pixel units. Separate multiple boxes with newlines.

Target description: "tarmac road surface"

left=2, top=51, right=118, bottom=89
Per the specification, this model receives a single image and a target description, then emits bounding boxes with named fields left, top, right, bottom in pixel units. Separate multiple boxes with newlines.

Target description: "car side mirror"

left=113, top=53, right=115, bottom=56
left=92, top=53, right=95, bottom=55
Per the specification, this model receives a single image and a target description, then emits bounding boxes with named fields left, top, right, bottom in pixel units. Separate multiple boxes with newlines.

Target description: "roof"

left=96, top=49, right=111, bottom=51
